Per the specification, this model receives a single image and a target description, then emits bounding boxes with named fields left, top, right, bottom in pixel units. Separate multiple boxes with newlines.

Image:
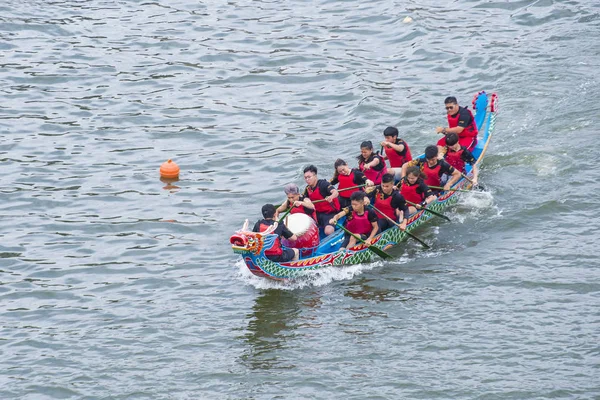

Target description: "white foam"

left=234, top=258, right=385, bottom=290
left=452, top=190, right=500, bottom=223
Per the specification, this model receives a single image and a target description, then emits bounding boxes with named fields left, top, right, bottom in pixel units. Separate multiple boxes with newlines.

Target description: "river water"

left=1, top=0, right=599, bottom=398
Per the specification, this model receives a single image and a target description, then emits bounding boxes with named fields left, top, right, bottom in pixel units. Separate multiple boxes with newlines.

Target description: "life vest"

left=307, top=180, right=340, bottom=214
left=289, top=196, right=317, bottom=220
left=373, top=189, right=397, bottom=220
left=400, top=178, right=424, bottom=204
left=422, top=161, right=443, bottom=188
left=345, top=211, right=373, bottom=236
left=445, top=146, right=466, bottom=172
left=384, top=139, right=412, bottom=168
left=448, top=106, right=478, bottom=139
left=337, top=170, right=361, bottom=198
left=259, top=222, right=282, bottom=256
left=359, top=154, right=388, bottom=184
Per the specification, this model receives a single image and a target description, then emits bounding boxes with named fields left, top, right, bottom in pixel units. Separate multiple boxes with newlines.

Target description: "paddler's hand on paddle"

left=399, top=220, right=407, bottom=231
left=364, top=238, right=373, bottom=245
left=329, top=217, right=338, bottom=225
left=380, top=141, right=391, bottom=148
left=325, top=195, right=334, bottom=203
left=293, top=201, right=302, bottom=207
left=471, top=178, right=478, bottom=187
left=435, top=126, right=446, bottom=134
left=363, top=162, right=372, bottom=171
left=443, top=183, right=452, bottom=192
left=365, top=179, right=374, bottom=187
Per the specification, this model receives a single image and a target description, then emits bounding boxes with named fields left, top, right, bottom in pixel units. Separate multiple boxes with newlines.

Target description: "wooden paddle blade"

left=422, top=206, right=451, bottom=222
left=367, top=244, right=393, bottom=259
left=404, top=230, right=431, bottom=249
left=406, top=200, right=451, bottom=222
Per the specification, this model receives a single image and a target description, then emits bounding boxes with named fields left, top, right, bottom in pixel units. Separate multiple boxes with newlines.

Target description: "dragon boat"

left=230, top=91, right=498, bottom=280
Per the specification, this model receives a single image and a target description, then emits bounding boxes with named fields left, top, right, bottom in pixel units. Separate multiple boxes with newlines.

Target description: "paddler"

left=303, top=165, right=340, bottom=236
left=275, top=183, right=317, bottom=221
left=401, top=145, right=461, bottom=194
left=399, top=166, right=437, bottom=214
left=357, top=140, right=388, bottom=185
left=440, top=132, right=479, bottom=187
left=329, top=191, right=379, bottom=250
left=380, top=126, right=412, bottom=181
left=435, top=96, right=478, bottom=151
left=252, top=204, right=299, bottom=262
left=367, top=173, right=409, bottom=232
left=330, top=159, right=373, bottom=209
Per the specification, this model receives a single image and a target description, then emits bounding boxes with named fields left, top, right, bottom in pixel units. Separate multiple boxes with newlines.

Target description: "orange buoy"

left=160, top=159, right=180, bottom=178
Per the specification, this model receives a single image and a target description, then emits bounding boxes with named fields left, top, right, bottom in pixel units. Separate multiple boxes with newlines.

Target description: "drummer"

left=252, top=204, right=299, bottom=262
left=275, top=183, right=316, bottom=221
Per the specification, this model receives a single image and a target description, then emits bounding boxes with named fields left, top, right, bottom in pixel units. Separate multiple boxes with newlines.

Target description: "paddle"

left=335, top=223, right=392, bottom=259
left=428, top=185, right=486, bottom=194
left=277, top=207, right=293, bottom=223
left=368, top=205, right=430, bottom=249
left=459, top=171, right=486, bottom=191
left=404, top=200, right=451, bottom=222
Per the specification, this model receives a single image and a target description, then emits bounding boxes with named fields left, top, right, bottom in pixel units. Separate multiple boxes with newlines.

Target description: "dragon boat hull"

left=231, top=91, right=498, bottom=280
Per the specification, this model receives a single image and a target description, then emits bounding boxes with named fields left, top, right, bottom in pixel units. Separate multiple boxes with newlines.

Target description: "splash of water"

left=234, top=258, right=385, bottom=290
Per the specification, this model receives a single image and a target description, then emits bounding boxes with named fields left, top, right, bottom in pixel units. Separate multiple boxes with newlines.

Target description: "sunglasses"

left=445, top=104, right=456, bottom=110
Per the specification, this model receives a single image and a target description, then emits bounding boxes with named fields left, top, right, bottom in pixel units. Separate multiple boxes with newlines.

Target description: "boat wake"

left=234, top=258, right=385, bottom=290
left=451, top=190, right=500, bottom=223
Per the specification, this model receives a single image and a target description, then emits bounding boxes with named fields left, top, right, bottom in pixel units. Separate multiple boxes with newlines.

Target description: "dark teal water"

left=1, top=0, right=599, bottom=398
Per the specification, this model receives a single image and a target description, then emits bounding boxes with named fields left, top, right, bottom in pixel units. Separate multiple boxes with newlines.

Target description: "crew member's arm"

left=281, top=225, right=298, bottom=242
left=299, top=196, right=315, bottom=210
left=354, top=169, right=373, bottom=187
left=365, top=209, right=379, bottom=245
left=363, top=156, right=380, bottom=170
left=420, top=183, right=437, bottom=206
left=463, top=149, right=479, bottom=187
left=436, top=108, right=471, bottom=135
left=324, top=182, right=339, bottom=202
left=400, top=159, right=419, bottom=179
left=470, top=164, right=479, bottom=187
left=436, top=125, right=465, bottom=135
left=392, top=193, right=409, bottom=230
left=275, top=200, right=290, bottom=215
left=443, top=163, right=462, bottom=191
left=329, top=207, right=350, bottom=225
left=381, top=140, right=405, bottom=153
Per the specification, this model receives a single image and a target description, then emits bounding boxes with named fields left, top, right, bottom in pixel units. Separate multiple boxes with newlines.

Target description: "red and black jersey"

left=341, top=208, right=378, bottom=236
left=412, top=158, right=455, bottom=188
left=331, top=168, right=367, bottom=198
left=383, top=139, right=412, bottom=168
left=444, top=146, right=476, bottom=172
left=252, top=219, right=294, bottom=256
left=358, top=154, right=388, bottom=185
left=400, top=177, right=434, bottom=204
left=286, top=195, right=317, bottom=220
left=304, top=179, right=340, bottom=214
left=369, top=186, right=409, bottom=220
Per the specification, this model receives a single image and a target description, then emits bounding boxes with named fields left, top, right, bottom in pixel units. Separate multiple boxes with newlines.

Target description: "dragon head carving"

left=230, top=219, right=279, bottom=256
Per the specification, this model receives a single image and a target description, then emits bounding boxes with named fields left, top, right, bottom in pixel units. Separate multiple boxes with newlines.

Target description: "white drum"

left=281, top=213, right=320, bottom=254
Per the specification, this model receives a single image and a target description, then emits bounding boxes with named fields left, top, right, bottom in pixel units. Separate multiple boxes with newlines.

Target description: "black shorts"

left=316, top=211, right=337, bottom=229
left=267, top=248, right=296, bottom=263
